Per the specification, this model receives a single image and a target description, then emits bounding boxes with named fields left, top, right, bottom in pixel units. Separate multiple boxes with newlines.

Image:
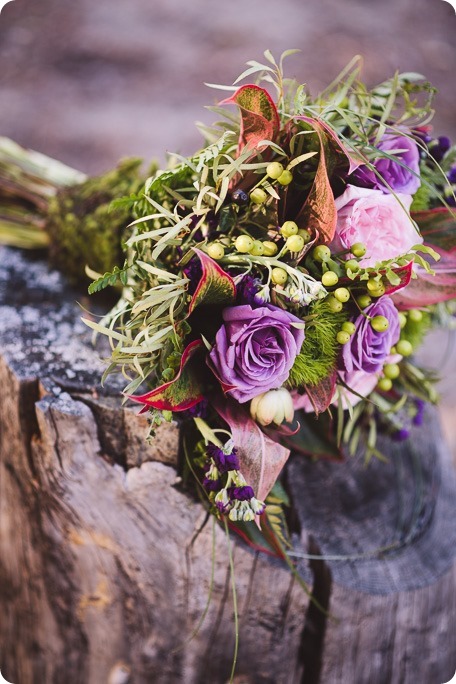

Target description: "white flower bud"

left=250, top=387, right=294, bottom=427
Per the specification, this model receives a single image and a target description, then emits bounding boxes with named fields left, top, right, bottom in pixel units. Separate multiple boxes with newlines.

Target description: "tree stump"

left=1, top=246, right=455, bottom=684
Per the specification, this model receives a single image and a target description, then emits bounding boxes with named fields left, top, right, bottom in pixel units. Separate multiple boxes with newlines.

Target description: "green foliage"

left=401, top=310, right=431, bottom=348
left=87, top=262, right=132, bottom=294
left=287, top=299, right=348, bottom=388
left=266, top=481, right=291, bottom=549
left=410, top=183, right=432, bottom=212
left=47, top=158, right=144, bottom=283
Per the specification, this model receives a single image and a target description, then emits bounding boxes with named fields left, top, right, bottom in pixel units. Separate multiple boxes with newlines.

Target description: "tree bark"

left=1, top=246, right=455, bottom=684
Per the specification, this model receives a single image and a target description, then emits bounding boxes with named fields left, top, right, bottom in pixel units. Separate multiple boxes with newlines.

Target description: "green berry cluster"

left=248, top=161, right=295, bottom=208
left=375, top=310, right=423, bottom=392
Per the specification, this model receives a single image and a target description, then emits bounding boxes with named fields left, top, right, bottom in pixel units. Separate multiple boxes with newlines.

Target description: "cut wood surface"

left=0, top=247, right=455, bottom=684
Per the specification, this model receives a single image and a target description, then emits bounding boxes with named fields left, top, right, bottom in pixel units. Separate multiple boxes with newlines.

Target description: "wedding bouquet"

left=85, top=52, right=456, bottom=551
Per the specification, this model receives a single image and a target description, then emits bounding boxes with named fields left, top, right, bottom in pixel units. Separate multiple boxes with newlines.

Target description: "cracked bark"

left=1, top=247, right=456, bottom=684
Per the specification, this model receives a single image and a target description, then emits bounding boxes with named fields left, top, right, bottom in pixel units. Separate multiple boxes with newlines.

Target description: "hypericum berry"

left=298, top=229, right=312, bottom=244
left=367, top=278, right=381, bottom=292
left=383, top=363, right=400, bottom=379
left=235, top=235, right=254, bottom=253
left=345, top=259, right=360, bottom=272
left=377, top=377, right=393, bottom=392
left=337, top=331, right=351, bottom=344
left=280, top=220, right=299, bottom=237
left=271, top=267, right=288, bottom=285
left=207, top=243, right=225, bottom=260
left=370, top=284, right=386, bottom=298
left=250, top=240, right=264, bottom=256
left=398, top=312, right=407, bottom=329
left=366, top=279, right=385, bottom=297
left=277, top=169, right=293, bottom=186
left=231, top=188, right=249, bottom=206
left=342, top=321, right=356, bottom=335
left=396, top=339, right=413, bottom=356
left=370, top=315, right=389, bottom=332
left=357, top=294, right=372, bottom=308
left=408, top=309, right=423, bottom=322
left=327, top=296, right=343, bottom=313
left=266, top=162, right=284, bottom=180
left=250, top=188, right=268, bottom=205
left=334, top=287, right=350, bottom=303
left=321, top=271, right=339, bottom=287
left=286, top=234, right=305, bottom=252
left=313, top=245, right=331, bottom=262
left=371, top=285, right=386, bottom=298
left=351, top=242, right=367, bottom=258
left=262, top=241, right=278, bottom=256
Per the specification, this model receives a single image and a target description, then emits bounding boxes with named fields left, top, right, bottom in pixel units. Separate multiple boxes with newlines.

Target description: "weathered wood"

left=1, top=246, right=456, bottom=684
left=0, top=248, right=309, bottom=684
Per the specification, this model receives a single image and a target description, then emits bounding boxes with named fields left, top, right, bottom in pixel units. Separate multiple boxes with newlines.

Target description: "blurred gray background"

left=0, top=0, right=455, bottom=449
left=1, top=0, right=455, bottom=173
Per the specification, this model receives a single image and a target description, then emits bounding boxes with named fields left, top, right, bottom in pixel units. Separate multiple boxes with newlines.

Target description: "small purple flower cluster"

left=236, top=274, right=269, bottom=307
left=203, top=441, right=265, bottom=522
left=392, top=398, right=426, bottom=441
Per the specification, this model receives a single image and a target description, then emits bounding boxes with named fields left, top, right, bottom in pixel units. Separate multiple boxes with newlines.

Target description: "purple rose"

left=352, top=131, right=420, bottom=195
left=342, top=297, right=400, bottom=374
left=208, top=304, right=304, bottom=403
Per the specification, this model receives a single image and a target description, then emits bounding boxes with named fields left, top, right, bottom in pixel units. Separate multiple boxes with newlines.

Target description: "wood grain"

left=1, top=246, right=455, bottom=683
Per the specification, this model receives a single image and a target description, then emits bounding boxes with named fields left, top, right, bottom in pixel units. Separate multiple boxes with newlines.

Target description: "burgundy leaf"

left=128, top=340, right=204, bottom=412
left=220, top=84, right=280, bottom=153
left=189, top=248, right=236, bottom=314
left=412, top=207, right=456, bottom=253
left=392, top=249, right=456, bottom=309
left=215, top=399, right=290, bottom=506
left=304, top=370, right=337, bottom=415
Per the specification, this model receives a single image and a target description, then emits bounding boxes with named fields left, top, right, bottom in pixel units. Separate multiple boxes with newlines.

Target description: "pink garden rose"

left=331, top=185, right=422, bottom=267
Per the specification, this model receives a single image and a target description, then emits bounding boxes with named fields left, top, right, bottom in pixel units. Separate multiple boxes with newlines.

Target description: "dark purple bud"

left=215, top=489, right=231, bottom=512
left=447, top=166, right=456, bottom=184
left=228, top=485, right=255, bottom=501
left=413, top=398, right=426, bottom=426
left=236, top=275, right=263, bottom=307
left=183, top=256, right=203, bottom=296
left=232, top=189, right=249, bottom=206
left=430, top=136, right=451, bottom=162
left=183, top=399, right=208, bottom=419
left=393, top=428, right=410, bottom=442
left=203, top=477, right=222, bottom=492
left=207, top=444, right=240, bottom=473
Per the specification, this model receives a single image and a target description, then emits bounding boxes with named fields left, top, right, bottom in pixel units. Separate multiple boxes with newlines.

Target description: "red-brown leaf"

left=128, top=340, right=204, bottom=412
left=292, top=119, right=339, bottom=243
left=392, top=249, right=456, bottom=309
left=304, top=370, right=337, bottom=415
left=189, top=248, right=236, bottom=314
left=215, top=399, right=290, bottom=505
left=412, top=207, right=456, bottom=253
left=220, top=84, right=280, bottom=153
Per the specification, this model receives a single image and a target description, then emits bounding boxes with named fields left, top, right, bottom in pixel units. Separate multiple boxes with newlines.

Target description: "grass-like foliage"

left=287, top=299, right=348, bottom=388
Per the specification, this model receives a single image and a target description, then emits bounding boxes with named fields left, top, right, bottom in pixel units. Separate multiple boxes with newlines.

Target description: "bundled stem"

left=0, top=137, right=146, bottom=283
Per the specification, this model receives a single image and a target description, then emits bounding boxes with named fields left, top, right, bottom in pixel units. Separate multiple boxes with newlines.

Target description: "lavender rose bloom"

left=352, top=131, right=420, bottom=195
left=208, top=304, right=304, bottom=403
left=342, top=297, right=400, bottom=374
